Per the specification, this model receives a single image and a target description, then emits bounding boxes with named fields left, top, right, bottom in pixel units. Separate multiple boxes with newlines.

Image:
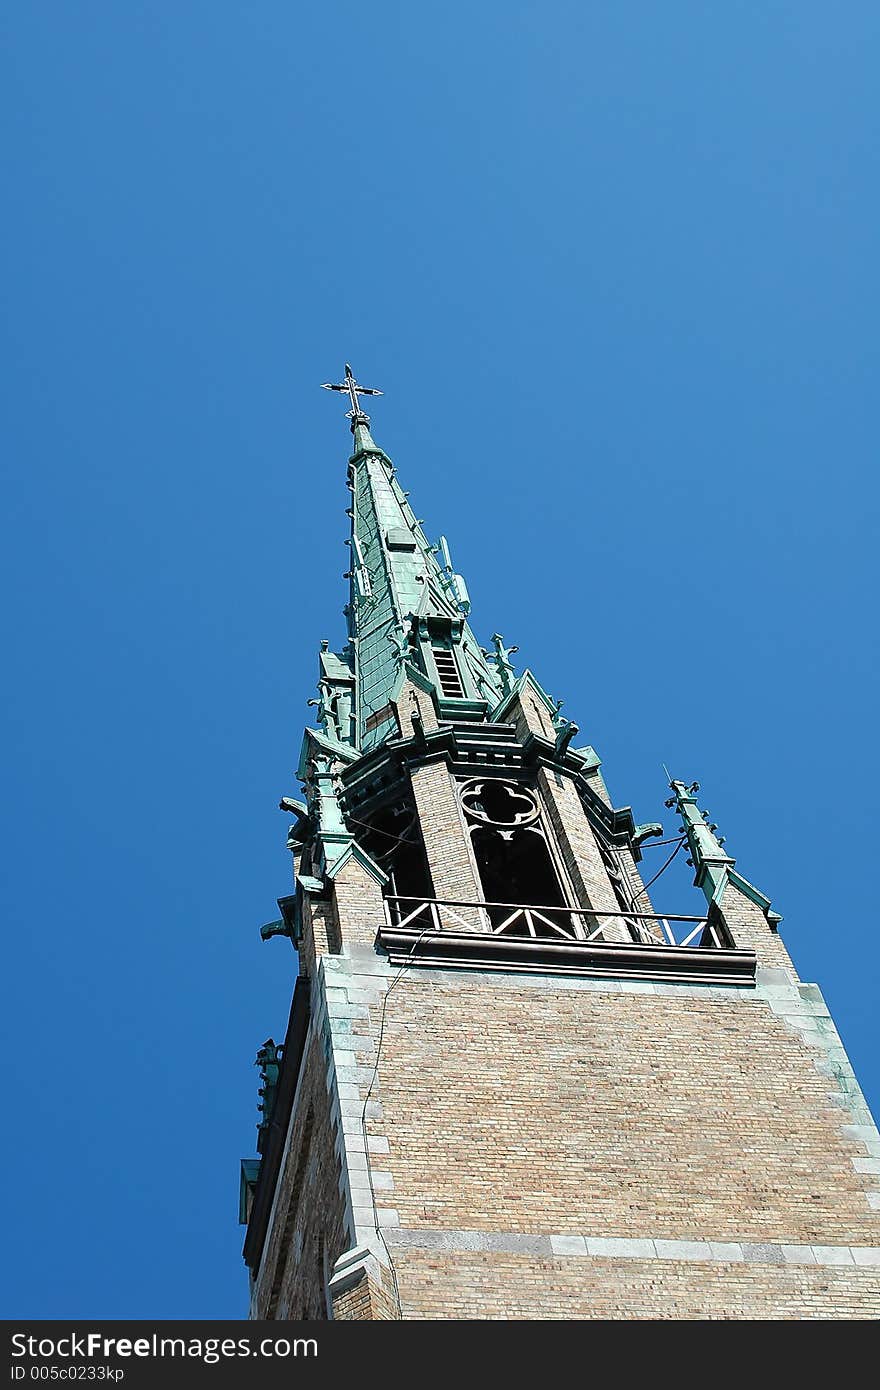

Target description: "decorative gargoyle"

left=259, top=918, right=290, bottom=942
left=546, top=695, right=579, bottom=757
left=278, top=795, right=310, bottom=856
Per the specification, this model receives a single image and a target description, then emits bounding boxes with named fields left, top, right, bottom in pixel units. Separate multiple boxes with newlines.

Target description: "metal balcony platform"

left=377, top=896, right=756, bottom=986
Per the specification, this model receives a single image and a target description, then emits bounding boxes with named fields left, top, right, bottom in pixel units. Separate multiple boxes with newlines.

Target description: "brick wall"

left=256, top=921, right=880, bottom=1319
left=250, top=1029, right=349, bottom=1320
left=408, top=760, right=482, bottom=927
left=505, top=685, right=555, bottom=742
left=537, top=766, right=631, bottom=941
left=298, top=896, right=339, bottom=978
left=720, top=884, right=796, bottom=972
left=387, top=1249, right=880, bottom=1319
left=614, top=842, right=656, bottom=916
left=360, top=974, right=880, bottom=1249
left=331, top=1268, right=399, bottom=1320
left=392, top=679, right=439, bottom=735
left=329, top=858, right=386, bottom=948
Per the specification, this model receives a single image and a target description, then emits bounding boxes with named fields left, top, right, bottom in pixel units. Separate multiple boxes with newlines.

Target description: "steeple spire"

left=315, top=362, right=502, bottom=751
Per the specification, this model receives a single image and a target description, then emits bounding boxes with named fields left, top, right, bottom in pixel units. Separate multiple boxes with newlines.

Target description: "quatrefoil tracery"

left=459, top=780, right=540, bottom=839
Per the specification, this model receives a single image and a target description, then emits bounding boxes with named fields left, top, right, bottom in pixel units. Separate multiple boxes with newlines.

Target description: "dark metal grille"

left=433, top=648, right=464, bottom=698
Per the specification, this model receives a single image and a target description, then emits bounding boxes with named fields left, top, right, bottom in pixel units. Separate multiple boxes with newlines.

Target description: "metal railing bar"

left=392, top=901, right=433, bottom=930
left=385, top=895, right=707, bottom=923
left=382, top=896, right=716, bottom=950
left=529, top=908, right=578, bottom=939
left=492, top=908, right=525, bottom=934
left=679, top=923, right=705, bottom=948
left=444, top=904, right=483, bottom=931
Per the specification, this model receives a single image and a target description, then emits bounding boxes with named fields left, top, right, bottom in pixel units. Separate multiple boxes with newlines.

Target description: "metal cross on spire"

left=321, top=363, right=383, bottom=427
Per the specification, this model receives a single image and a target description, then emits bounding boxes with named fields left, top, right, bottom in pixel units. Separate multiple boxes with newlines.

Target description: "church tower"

left=240, top=367, right=880, bottom=1319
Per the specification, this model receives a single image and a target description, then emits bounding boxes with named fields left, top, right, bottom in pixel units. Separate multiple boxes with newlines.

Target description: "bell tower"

left=240, top=369, right=880, bottom=1320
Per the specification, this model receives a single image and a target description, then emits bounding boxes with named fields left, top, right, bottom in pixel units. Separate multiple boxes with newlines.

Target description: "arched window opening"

left=459, top=779, right=567, bottom=934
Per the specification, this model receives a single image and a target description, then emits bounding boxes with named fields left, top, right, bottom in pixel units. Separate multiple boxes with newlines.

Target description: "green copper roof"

left=343, top=423, right=501, bottom=750
left=289, top=365, right=631, bottom=880
left=308, top=367, right=592, bottom=769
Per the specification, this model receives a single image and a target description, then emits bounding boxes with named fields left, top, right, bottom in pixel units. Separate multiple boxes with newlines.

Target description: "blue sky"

left=2, top=3, right=878, bottom=1318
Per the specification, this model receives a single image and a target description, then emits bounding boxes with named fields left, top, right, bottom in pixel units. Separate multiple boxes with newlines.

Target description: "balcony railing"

left=383, top=895, right=724, bottom=949
left=378, top=894, right=756, bottom=985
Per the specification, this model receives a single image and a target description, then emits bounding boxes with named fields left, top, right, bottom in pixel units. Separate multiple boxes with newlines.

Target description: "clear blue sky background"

left=2, top=3, right=878, bottom=1318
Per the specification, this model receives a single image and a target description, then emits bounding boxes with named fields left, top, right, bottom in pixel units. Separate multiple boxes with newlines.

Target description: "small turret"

left=666, top=777, right=780, bottom=924
left=254, top=1039, right=283, bottom=1155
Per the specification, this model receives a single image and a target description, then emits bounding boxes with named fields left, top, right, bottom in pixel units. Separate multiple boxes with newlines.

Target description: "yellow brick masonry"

left=408, top=759, right=482, bottom=928
left=250, top=1030, right=349, bottom=1320
left=614, top=842, right=655, bottom=916
left=388, top=1250, right=880, bottom=1320
left=329, top=858, right=386, bottom=948
left=332, top=1268, right=399, bottom=1320
left=506, top=682, right=556, bottom=743
left=296, top=897, right=339, bottom=978
left=582, top=765, right=613, bottom=807
left=537, top=766, right=633, bottom=942
left=355, top=975, right=880, bottom=1250
left=262, top=940, right=880, bottom=1319
left=720, top=884, right=795, bottom=973
left=392, top=679, right=439, bottom=735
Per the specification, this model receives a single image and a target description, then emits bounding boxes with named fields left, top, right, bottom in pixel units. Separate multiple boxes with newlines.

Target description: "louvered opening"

left=433, top=647, right=464, bottom=699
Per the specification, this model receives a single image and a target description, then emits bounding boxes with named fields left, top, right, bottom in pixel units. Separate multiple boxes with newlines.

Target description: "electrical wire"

left=345, top=812, right=420, bottom=848
left=631, top=837, right=687, bottom=906
left=617, top=835, right=690, bottom=849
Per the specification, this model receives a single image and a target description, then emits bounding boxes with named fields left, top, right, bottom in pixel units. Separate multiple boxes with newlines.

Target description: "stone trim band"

left=383, top=1227, right=880, bottom=1267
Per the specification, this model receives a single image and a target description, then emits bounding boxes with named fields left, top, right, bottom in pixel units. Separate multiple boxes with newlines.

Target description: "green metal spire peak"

left=350, top=419, right=379, bottom=456
left=315, top=362, right=504, bottom=750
